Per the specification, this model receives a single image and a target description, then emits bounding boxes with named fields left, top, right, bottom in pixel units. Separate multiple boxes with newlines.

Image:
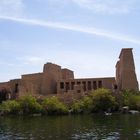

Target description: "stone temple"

left=0, top=48, right=139, bottom=101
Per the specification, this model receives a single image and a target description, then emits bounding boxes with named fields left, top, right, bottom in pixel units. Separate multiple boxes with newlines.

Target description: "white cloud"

left=0, top=16, right=140, bottom=45
left=0, top=0, right=24, bottom=17
left=71, top=0, right=137, bottom=14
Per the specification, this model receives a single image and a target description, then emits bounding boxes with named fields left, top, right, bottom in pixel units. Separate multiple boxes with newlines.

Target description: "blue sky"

left=0, top=0, right=140, bottom=84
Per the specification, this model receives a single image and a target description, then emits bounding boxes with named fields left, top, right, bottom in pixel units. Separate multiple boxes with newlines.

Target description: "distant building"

left=0, top=48, right=139, bottom=101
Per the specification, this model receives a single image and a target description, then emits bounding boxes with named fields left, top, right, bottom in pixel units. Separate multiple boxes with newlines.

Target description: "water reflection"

left=0, top=114, right=140, bottom=140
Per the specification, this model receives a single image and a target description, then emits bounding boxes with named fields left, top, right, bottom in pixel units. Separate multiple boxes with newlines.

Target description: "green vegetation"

left=71, top=88, right=117, bottom=114
left=0, top=96, right=68, bottom=116
left=90, top=88, right=117, bottom=112
left=18, top=95, right=43, bottom=114
left=119, top=90, right=140, bottom=110
left=0, top=100, right=20, bottom=114
left=71, top=96, right=93, bottom=114
left=42, top=96, right=68, bottom=115
left=0, top=96, right=42, bottom=115
left=0, top=88, right=140, bottom=116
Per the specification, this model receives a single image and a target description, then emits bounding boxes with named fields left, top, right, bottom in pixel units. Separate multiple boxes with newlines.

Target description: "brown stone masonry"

left=0, top=48, right=139, bottom=101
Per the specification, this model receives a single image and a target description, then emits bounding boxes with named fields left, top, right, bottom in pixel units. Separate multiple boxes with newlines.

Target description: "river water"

left=0, top=114, right=140, bottom=140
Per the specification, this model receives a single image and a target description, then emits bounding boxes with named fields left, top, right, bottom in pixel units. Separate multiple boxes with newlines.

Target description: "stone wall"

left=116, top=48, right=139, bottom=91
left=0, top=82, right=9, bottom=90
left=0, top=48, right=139, bottom=100
left=20, top=73, right=43, bottom=96
left=57, top=77, right=115, bottom=94
left=62, top=69, right=74, bottom=80
left=41, top=63, right=63, bottom=95
left=9, top=79, right=21, bottom=98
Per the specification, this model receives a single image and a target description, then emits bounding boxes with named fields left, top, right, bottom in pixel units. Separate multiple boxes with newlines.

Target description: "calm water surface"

left=0, top=114, right=140, bottom=140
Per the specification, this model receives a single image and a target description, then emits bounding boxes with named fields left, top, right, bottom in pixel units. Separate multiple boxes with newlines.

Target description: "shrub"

left=82, top=96, right=93, bottom=112
left=71, top=96, right=93, bottom=114
left=128, top=95, right=140, bottom=110
left=42, top=96, right=68, bottom=115
left=120, top=90, right=134, bottom=106
left=71, top=100, right=84, bottom=114
left=0, top=100, right=20, bottom=114
left=120, top=90, right=140, bottom=110
left=18, top=95, right=42, bottom=114
left=90, top=88, right=117, bottom=112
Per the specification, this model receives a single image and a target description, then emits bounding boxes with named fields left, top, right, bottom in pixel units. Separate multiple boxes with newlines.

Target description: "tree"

left=18, top=95, right=42, bottom=114
left=90, top=88, right=117, bottom=112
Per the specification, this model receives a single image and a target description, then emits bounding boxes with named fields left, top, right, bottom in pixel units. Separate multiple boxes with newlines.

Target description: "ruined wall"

left=0, top=82, right=9, bottom=90
left=41, top=63, right=74, bottom=95
left=8, top=79, right=21, bottom=98
left=57, top=77, right=115, bottom=94
left=116, top=48, right=139, bottom=91
left=0, top=80, right=21, bottom=100
left=41, top=63, right=63, bottom=95
left=0, top=48, right=139, bottom=99
left=62, top=69, right=74, bottom=80
left=116, top=61, right=120, bottom=89
left=6, top=63, right=75, bottom=97
left=0, top=82, right=11, bottom=102
left=20, top=73, right=43, bottom=96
